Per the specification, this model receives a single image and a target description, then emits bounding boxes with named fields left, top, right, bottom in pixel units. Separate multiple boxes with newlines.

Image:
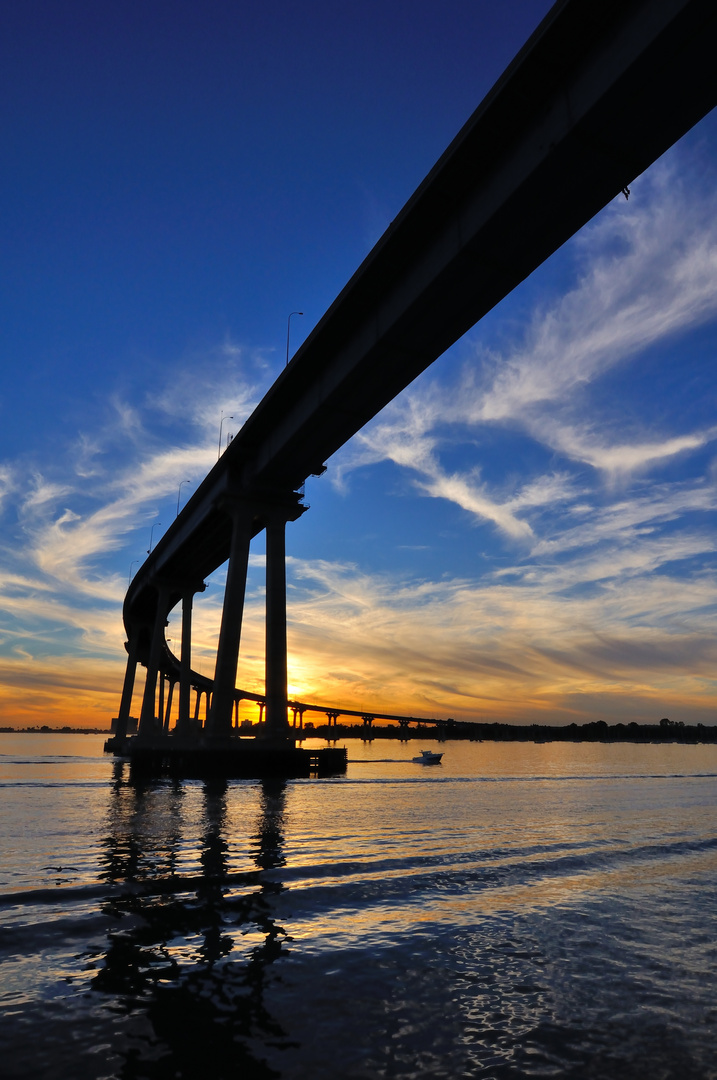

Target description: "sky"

left=1, top=0, right=717, bottom=729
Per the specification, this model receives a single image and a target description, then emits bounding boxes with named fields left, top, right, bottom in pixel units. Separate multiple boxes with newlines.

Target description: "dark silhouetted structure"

left=108, top=0, right=717, bottom=776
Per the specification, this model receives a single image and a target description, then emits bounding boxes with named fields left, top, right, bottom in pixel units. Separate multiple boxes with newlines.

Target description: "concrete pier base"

left=105, top=734, right=347, bottom=778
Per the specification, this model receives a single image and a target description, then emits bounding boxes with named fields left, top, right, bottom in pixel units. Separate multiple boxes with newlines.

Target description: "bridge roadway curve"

left=123, top=0, right=717, bottom=730
left=147, top=640, right=445, bottom=732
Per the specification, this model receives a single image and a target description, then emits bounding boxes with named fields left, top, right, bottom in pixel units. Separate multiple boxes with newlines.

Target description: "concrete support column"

left=264, top=512, right=291, bottom=740
left=207, top=503, right=254, bottom=738
left=139, top=584, right=169, bottom=738
left=177, top=591, right=194, bottom=734
left=163, top=680, right=175, bottom=733
left=158, top=674, right=165, bottom=731
left=116, top=631, right=139, bottom=740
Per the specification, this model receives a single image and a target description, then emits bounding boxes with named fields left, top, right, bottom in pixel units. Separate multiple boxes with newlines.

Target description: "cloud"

left=415, top=471, right=534, bottom=540
left=336, top=400, right=577, bottom=540
left=0, top=347, right=271, bottom=726
left=529, top=479, right=717, bottom=562
left=22, top=476, right=72, bottom=513
left=4, top=347, right=277, bottom=604
left=144, top=340, right=269, bottom=438
left=541, top=427, right=717, bottom=478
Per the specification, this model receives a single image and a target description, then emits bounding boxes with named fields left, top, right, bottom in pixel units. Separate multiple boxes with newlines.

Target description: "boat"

left=412, top=749, right=443, bottom=764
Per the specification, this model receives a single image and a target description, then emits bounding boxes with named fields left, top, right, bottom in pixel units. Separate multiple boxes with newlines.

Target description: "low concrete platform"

left=104, top=734, right=347, bottom=778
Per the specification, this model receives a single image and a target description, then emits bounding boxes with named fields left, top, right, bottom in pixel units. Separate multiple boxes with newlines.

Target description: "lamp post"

left=218, top=413, right=234, bottom=461
left=128, top=559, right=139, bottom=585
left=286, top=311, right=303, bottom=366
left=176, top=479, right=191, bottom=518
left=147, top=522, right=161, bottom=555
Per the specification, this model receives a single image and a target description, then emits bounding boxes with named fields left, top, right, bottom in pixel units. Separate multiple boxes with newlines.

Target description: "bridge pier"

left=291, top=705, right=306, bottom=731
left=177, top=590, right=194, bottom=734
left=158, top=672, right=165, bottom=732
left=138, top=583, right=170, bottom=738
left=163, top=678, right=175, bottom=733
left=264, top=510, right=292, bottom=740
left=115, top=629, right=140, bottom=742
left=206, top=503, right=254, bottom=738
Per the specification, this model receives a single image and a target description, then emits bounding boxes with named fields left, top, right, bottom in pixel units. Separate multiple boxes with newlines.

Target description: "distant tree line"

left=308, top=717, right=717, bottom=743
left=0, top=726, right=109, bottom=734
left=1, top=718, right=713, bottom=743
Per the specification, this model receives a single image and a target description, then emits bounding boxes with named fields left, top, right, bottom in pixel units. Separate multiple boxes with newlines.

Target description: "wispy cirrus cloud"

left=541, top=427, right=717, bottom=477
left=7, top=345, right=274, bottom=602
left=0, top=347, right=270, bottom=726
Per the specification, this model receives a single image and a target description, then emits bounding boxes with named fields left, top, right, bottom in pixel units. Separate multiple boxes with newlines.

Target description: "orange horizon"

left=1, top=622, right=715, bottom=731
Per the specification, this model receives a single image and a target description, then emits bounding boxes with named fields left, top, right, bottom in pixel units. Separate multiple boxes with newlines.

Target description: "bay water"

left=1, top=734, right=716, bottom=1078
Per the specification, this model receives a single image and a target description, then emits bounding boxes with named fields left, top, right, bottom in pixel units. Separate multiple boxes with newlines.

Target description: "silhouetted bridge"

left=110, top=0, right=717, bottom=770
left=148, top=673, right=447, bottom=734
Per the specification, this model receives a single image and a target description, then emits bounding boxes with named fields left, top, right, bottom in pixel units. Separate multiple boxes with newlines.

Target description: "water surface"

left=1, top=735, right=716, bottom=1078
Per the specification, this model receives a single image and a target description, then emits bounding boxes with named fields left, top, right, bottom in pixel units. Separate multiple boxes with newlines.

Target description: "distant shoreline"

left=303, top=719, right=717, bottom=743
left=1, top=719, right=716, bottom=743
left=0, top=727, right=110, bottom=734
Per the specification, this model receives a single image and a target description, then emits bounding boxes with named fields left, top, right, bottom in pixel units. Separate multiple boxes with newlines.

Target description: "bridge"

left=110, top=0, right=717, bottom=771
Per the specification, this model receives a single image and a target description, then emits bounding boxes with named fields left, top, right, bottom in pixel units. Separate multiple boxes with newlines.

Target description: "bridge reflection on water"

left=94, top=765, right=292, bottom=1078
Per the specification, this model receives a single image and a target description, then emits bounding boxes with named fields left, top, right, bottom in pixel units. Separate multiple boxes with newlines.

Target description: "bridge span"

left=113, top=0, right=717, bottom=754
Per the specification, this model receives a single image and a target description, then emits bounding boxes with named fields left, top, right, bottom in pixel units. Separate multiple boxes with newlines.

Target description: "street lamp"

left=176, top=479, right=191, bottom=517
left=218, top=413, right=234, bottom=461
left=286, top=311, right=303, bottom=366
left=147, top=522, right=161, bottom=554
left=128, top=559, right=139, bottom=585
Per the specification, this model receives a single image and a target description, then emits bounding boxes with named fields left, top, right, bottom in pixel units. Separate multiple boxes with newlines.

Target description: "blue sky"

left=1, top=1, right=717, bottom=727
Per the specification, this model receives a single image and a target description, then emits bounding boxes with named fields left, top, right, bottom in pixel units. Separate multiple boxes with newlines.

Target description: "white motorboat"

left=412, top=749, right=443, bottom=764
